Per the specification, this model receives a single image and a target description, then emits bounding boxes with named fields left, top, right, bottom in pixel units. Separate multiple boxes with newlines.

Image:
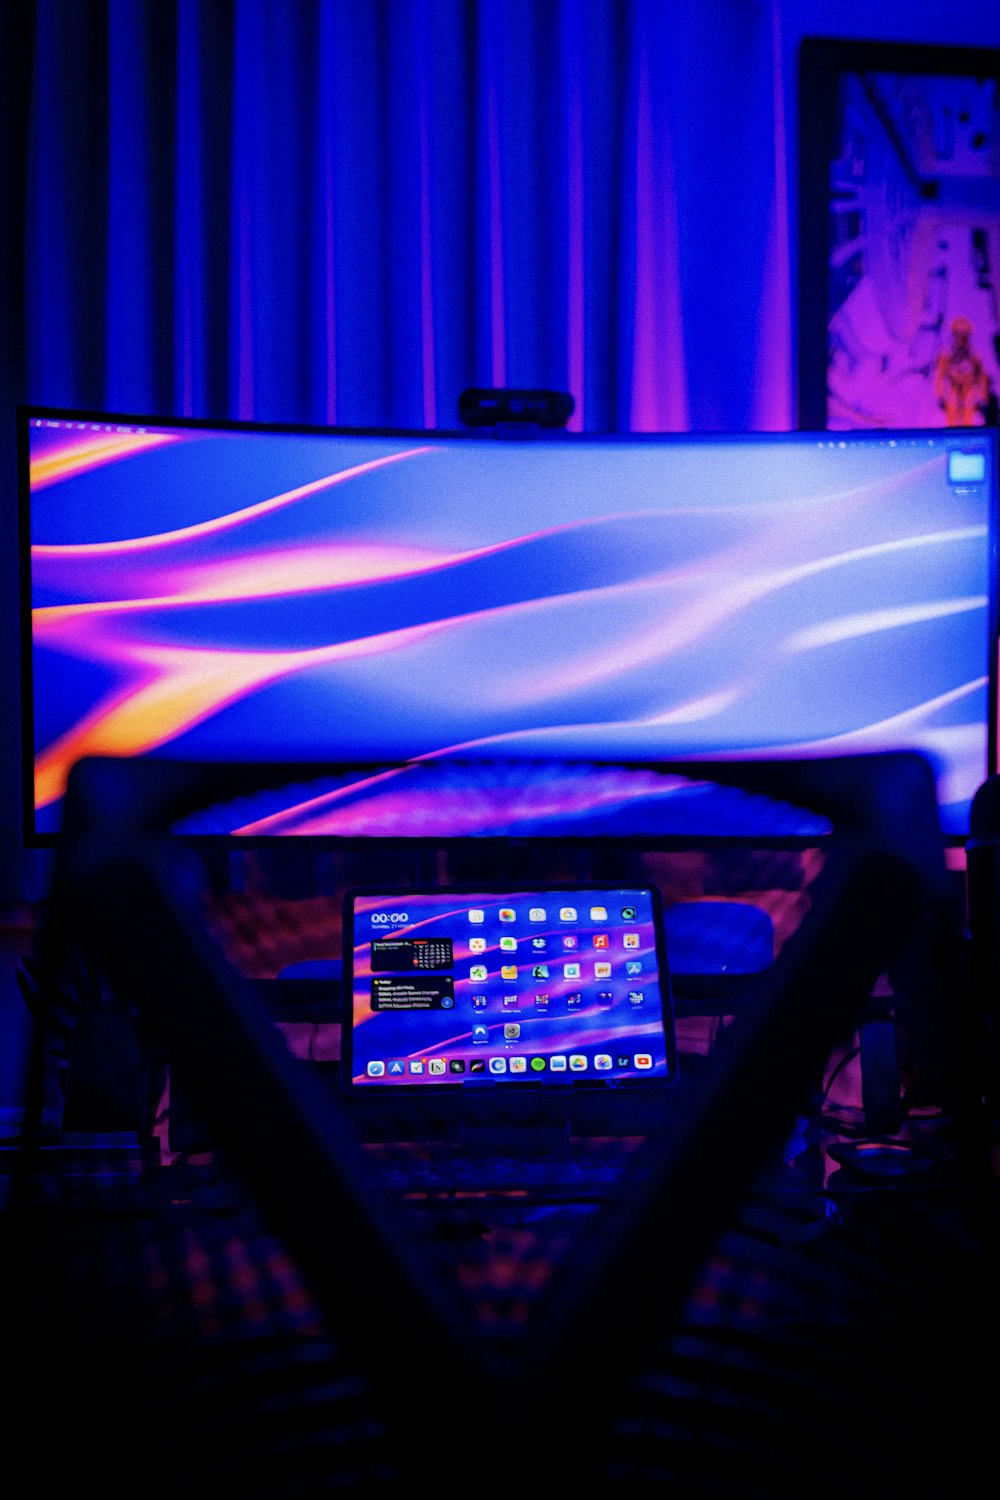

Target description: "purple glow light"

left=565, top=29, right=585, bottom=431
left=629, top=28, right=688, bottom=431
left=319, top=8, right=338, bottom=429
left=749, top=0, right=793, bottom=431
left=419, top=66, right=437, bottom=431
left=487, top=70, right=506, bottom=388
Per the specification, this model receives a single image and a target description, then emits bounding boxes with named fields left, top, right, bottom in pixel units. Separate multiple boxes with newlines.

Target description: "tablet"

left=342, top=885, right=678, bottom=1091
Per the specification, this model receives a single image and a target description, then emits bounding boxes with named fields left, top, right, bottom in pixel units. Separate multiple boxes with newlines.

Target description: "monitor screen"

left=19, top=409, right=999, bottom=840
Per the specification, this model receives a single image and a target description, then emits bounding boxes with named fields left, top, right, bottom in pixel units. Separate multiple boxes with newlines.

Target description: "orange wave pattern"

left=30, top=429, right=180, bottom=490
left=33, top=615, right=459, bottom=811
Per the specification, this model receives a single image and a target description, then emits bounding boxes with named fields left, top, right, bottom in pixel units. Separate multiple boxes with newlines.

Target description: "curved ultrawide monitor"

left=18, top=408, right=998, bottom=840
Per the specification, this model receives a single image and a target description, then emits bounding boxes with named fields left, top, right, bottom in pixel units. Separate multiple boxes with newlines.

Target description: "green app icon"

left=530, top=1057, right=546, bottom=1072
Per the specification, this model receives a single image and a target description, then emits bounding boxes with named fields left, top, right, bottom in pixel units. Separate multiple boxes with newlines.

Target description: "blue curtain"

left=21, top=0, right=794, bottom=433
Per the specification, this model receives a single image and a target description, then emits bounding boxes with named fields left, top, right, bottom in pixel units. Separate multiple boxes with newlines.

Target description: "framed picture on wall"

left=798, top=38, right=1000, bottom=430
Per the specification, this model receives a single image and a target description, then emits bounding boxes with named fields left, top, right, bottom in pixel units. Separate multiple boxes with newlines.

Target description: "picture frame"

left=798, top=38, right=1000, bottom=430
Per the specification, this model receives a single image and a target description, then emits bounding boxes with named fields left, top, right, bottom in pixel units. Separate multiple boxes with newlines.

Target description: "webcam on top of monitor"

left=459, top=388, right=574, bottom=428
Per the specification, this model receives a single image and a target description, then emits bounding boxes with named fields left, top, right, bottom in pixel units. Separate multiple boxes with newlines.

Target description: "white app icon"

left=500, top=935, right=517, bottom=952
left=563, top=962, right=581, bottom=979
left=590, top=906, right=608, bottom=922
left=529, top=907, right=547, bottom=922
left=634, top=1053, right=653, bottom=1070
left=559, top=907, right=578, bottom=922
left=429, top=1059, right=447, bottom=1075
left=569, top=1054, right=588, bottom=1071
left=499, top=908, right=516, bottom=923
left=409, top=1060, right=425, bottom=1074
left=509, top=1056, right=527, bottom=1074
left=470, top=964, right=488, bottom=981
left=366, top=1061, right=385, bottom=1077
left=594, top=962, right=612, bottom=979
left=595, top=1054, right=612, bottom=1071
left=489, top=1056, right=508, bottom=1074
left=549, top=1055, right=567, bottom=1072
left=623, top=933, right=640, bottom=949
left=469, top=909, right=485, bottom=924
left=469, top=937, right=487, bottom=953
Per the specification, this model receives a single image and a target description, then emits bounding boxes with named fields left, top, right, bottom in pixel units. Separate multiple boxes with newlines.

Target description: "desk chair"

left=13, top=752, right=992, bottom=1494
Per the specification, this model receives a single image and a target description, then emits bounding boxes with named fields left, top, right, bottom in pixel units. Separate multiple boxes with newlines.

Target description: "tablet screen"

left=343, top=885, right=678, bottom=1090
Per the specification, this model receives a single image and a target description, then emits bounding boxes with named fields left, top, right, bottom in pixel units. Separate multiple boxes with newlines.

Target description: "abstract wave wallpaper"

left=26, top=415, right=996, bottom=835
